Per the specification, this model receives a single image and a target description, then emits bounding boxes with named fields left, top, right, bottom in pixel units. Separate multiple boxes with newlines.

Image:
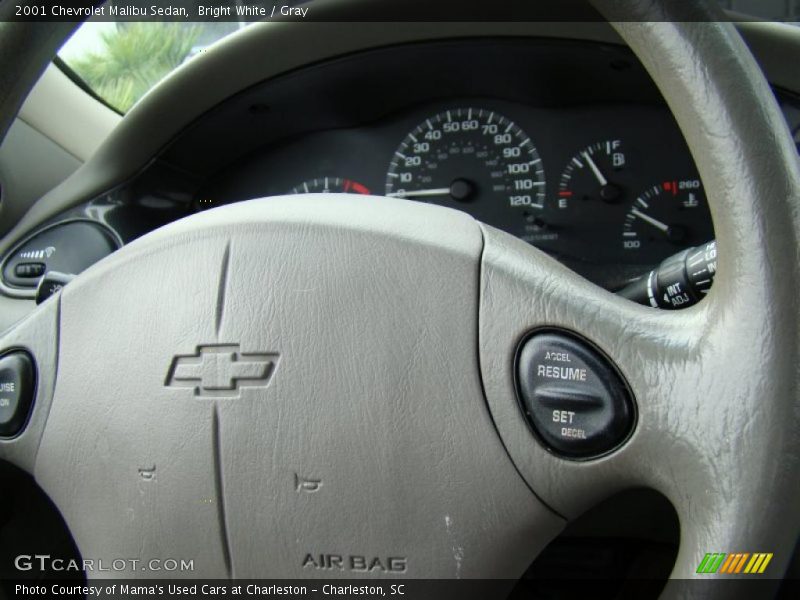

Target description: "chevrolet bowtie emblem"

left=165, top=344, right=279, bottom=398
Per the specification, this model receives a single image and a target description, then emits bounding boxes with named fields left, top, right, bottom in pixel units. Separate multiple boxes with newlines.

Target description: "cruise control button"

left=0, top=352, right=36, bottom=437
left=516, top=330, right=634, bottom=458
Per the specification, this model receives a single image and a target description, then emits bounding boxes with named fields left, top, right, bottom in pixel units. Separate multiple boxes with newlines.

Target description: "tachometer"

left=289, top=178, right=371, bottom=195
left=384, top=108, right=545, bottom=229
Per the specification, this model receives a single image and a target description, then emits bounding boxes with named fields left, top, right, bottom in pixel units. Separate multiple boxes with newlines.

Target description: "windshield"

left=57, top=0, right=798, bottom=114
left=58, top=20, right=250, bottom=113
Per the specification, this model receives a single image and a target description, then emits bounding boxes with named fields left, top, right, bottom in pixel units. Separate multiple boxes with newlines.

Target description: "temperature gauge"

left=622, top=179, right=714, bottom=263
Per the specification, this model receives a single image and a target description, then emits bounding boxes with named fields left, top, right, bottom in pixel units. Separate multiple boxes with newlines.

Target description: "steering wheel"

left=1, top=1, right=798, bottom=596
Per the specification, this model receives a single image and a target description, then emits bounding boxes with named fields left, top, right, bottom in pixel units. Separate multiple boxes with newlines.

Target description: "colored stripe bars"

left=696, top=553, right=773, bottom=574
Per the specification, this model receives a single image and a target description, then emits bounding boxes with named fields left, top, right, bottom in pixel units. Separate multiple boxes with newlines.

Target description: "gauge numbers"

left=385, top=108, right=545, bottom=213
left=623, top=179, right=713, bottom=262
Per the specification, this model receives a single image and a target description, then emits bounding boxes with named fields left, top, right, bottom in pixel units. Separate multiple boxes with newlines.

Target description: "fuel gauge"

left=557, top=140, right=627, bottom=207
left=529, top=140, right=630, bottom=260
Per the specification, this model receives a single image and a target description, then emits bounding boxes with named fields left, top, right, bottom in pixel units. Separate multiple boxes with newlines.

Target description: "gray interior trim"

left=0, top=4, right=78, bottom=148
left=17, top=65, right=122, bottom=163
left=0, top=118, right=81, bottom=240
left=737, top=21, right=800, bottom=94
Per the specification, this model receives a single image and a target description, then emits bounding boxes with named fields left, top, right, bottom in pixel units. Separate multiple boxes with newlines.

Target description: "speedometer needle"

left=582, top=152, right=608, bottom=187
left=387, top=188, right=451, bottom=199
left=631, top=208, right=670, bottom=233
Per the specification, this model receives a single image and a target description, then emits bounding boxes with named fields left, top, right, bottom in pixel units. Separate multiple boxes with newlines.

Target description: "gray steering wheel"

left=0, top=1, right=798, bottom=596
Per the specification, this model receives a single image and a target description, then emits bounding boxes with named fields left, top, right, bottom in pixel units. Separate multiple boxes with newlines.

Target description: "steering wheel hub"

left=26, top=195, right=563, bottom=579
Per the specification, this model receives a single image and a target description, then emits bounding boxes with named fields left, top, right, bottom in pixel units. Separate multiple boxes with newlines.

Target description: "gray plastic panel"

left=0, top=118, right=80, bottom=238
left=33, top=195, right=563, bottom=578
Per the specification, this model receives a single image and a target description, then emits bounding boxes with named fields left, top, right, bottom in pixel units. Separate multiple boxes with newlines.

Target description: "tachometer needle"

left=387, top=188, right=451, bottom=199
left=582, top=152, right=608, bottom=187
left=631, top=208, right=670, bottom=233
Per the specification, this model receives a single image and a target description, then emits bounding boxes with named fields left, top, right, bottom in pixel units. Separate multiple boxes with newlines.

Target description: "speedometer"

left=385, top=108, right=545, bottom=230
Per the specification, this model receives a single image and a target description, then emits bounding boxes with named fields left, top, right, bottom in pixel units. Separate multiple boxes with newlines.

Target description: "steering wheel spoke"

left=478, top=221, right=798, bottom=582
left=0, top=298, right=59, bottom=475
left=479, top=221, right=710, bottom=505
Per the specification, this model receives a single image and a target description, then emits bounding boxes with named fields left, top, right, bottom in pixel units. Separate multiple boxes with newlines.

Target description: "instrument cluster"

left=201, top=99, right=713, bottom=289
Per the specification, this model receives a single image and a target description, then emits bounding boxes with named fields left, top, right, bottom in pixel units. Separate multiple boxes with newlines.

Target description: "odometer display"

left=385, top=108, right=545, bottom=229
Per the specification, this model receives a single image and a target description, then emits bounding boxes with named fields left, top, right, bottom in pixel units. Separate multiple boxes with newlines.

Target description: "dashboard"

left=184, top=38, right=717, bottom=290
left=202, top=99, right=710, bottom=289
left=4, top=37, right=800, bottom=297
